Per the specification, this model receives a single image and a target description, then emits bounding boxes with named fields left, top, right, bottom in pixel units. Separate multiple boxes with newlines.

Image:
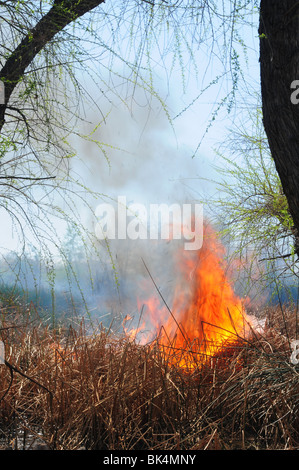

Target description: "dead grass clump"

left=0, top=303, right=298, bottom=450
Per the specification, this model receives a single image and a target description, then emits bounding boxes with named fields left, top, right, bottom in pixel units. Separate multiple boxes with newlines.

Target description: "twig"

left=0, top=175, right=56, bottom=181
left=0, top=363, right=13, bottom=403
left=258, top=253, right=293, bottom=262
left=4, top=359, right=53, bottom=407
left=141, top=257, right=190, bottom=346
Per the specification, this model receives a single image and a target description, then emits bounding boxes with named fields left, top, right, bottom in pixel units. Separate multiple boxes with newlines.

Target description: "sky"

left=71, top=10, right=261, bottom=247
left=0, top=3, right=262, bottom=309
left=65, top=9, right=262, bottom=316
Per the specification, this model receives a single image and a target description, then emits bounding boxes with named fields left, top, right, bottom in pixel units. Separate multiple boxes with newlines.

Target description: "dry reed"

left=0, top=302, right=298, bottom=450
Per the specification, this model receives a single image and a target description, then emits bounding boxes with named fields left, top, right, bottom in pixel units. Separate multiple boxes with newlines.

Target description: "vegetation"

left=201, top=104, right=299, bottom=306
left=0, top=0, right=258, bottom=318
left=0, top=0, right=298, bottom=453
left=212, top=107, right=294, bottom=260
left=0, top=301, right=298, bottom=450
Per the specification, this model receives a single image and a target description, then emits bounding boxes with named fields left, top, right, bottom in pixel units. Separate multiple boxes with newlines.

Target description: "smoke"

left=64, top=90, right=217, bottom=327
left=76, top=99, right=199, bottom=202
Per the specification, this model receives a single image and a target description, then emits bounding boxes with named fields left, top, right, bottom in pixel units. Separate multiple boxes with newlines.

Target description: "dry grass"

left=0, top=302, right=298, bottom=450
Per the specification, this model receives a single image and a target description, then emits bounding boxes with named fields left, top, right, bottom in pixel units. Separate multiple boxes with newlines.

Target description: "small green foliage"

left=202, top=105, right=297, bottom=297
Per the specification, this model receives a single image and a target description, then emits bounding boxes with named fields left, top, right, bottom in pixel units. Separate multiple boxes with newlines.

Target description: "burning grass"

left=0, top=302, right=298, bottom=450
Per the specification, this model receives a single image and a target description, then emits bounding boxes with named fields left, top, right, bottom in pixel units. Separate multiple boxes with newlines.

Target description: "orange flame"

left=125, top=223, right=252, bottom=370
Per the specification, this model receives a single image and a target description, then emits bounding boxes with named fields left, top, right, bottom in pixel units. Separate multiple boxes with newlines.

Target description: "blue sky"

left=73, top=10, right=261, bottom=227
left=0, top=3, right=261, bottom=260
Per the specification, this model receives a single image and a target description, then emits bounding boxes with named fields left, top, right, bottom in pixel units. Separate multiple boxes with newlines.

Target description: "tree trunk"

left=259, top=0, right=299, bottom=256
left=0, top=0, right=105, bottom=132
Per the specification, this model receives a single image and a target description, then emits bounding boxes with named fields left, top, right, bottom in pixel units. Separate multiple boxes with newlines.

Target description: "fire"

left=124, top=223, right=252, bottom=370
left=49, top=341, right=79, bottom=366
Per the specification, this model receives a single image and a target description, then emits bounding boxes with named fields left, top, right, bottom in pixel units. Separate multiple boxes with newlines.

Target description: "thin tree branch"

left=0, top=0, right=106, bottom=131
left=0, top=175, right=56, bottom=181
left=259, top=253, right=294, bottom=262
